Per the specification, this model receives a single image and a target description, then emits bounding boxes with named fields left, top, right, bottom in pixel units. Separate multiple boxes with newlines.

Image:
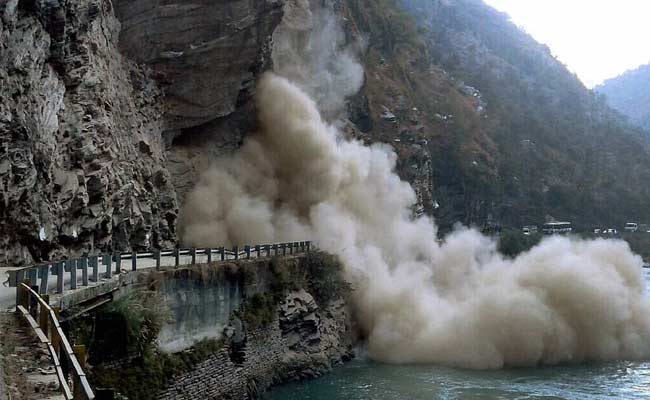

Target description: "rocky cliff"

left=6, top=0, right=650, bottom=267
left=0, top=0, right=284, bottom=266
left=0, top=0, right=179, bottom=265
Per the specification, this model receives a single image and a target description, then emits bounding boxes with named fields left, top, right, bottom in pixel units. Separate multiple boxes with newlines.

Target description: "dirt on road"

left=0, top=312, right=63, bottom=400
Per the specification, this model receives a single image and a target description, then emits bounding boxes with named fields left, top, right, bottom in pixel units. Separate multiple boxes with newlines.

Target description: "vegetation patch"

left=84, top=290, right=225, bottom=400
left=498, top=230, right=543, bottom=258
left=301, top=251, right=352, bottom=305
left=242, top=293, right=277, bottom=329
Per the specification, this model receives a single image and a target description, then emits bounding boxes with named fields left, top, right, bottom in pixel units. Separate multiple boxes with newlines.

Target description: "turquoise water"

left=265, top=271, right=650, bottom=400
left=265, top=358, right=650, bottom=399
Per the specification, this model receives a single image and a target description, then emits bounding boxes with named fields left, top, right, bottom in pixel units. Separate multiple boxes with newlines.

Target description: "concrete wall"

left=156, top=265, right=244, bottom=352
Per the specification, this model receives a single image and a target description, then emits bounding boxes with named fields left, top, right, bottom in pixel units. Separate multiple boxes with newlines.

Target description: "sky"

left=483, top=0, right=650, bottom=88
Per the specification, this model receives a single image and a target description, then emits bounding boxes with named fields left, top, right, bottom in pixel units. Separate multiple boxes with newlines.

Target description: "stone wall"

left=158, top=291, right=353, bottom=400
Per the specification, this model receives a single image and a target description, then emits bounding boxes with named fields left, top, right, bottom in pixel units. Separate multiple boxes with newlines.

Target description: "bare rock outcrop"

left=0, top=0, right=287, bottom=265
left=113, top=0, right=284, bottom=131
left=0, top=0, right=178, bottom=265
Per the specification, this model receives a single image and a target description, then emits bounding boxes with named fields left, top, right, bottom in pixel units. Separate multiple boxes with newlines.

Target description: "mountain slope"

left=343, top=0, right=650, bottom=231
left=596, top=65, right=650, bottom=132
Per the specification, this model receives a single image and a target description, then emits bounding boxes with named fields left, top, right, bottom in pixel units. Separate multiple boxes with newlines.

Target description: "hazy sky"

left=483, top=0, right=650, bottom=88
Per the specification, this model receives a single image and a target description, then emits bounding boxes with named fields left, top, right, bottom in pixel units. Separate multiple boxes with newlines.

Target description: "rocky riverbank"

left=71, top=252, right=356, bottom=400
left=159, top=289, right=355, bottom=400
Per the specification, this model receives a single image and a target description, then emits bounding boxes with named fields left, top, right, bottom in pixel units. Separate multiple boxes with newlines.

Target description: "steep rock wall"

left=0, top=0, right=286, bottom=264
left=114, top=0, right=284, bottom=131
left=0, top=0, right=178, bottom=265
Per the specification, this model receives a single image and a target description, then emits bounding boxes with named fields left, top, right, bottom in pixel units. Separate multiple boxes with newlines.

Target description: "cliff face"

left=113, top=0, right=283, bottom=132
left=0, top=0, right=284, bottom=266
left=0, top=0, right=178, bottom=265
left=9, top=0, right=649, bottom=267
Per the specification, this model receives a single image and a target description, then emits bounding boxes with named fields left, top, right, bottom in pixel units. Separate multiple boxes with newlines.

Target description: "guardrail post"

left=115, top=253, right=121, bottom=274
left=103, top=255, right=112, bottom=279
left=155, top=250, right=161, bottom=270
left=30, top=284, right=39, bottom=316
left=306, top=241, right=311, bottom=252
left=91, top=256, right=99, bottom=282
left=206, top=248, right=212, bottom=264
left=245, top=246, right=251, bottom=259
left=39, top=264, right=49, bottom=294
left=191, top=248, right=196, bottom=264
left=255, top=245, right=261, bottom=258
left=281, top=243, right=286, bottom=256
left=39, top=294, right=49, bottom=333
left=219, top=247, right=225, bottom=261
left=73, top=344, right=87, bottom=400
left=80, top=258, right=89, bottom=286
left=56, top=263, right=64, bottom=294
left=16, top=269, right=25, bottom=286
left=174, top=248, right=180, bottom=267
left=28, top=268, right=38, bottom=287
left=233, top=246, right=239, bottom=260
left=8, top=270, right=17, bottom=288
left=70, top=260, right=77, bottom=290
left=15, top=277, right=25, bottom=311
left=265, top=244, right=271, bottom=257
left=52, top=306, right=61, bottom=355
left=130, top=252, right=137, bottom=271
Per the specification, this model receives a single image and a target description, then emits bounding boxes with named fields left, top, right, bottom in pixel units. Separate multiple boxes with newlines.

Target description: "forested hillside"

left=596, top=64, right=650, bottom=132
left=345, top=0, right=650, bottom=232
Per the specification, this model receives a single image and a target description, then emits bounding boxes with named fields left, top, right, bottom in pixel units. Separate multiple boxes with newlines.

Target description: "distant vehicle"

left=522, top=225, right=538, bottom=235
left=542, top=222, right=572, bottom=235
left=625, top=222, right=638, bottom=233
left=593, top=228, right=602, bottom=234
left=603, top=228, right=618, bottom=235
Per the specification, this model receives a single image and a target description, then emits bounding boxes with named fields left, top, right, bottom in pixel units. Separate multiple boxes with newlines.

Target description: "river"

left=265, top=270, right=650, bottom=400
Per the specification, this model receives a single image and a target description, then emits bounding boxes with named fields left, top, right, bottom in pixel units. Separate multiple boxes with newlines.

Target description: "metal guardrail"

left=16, top=282, right=95, bottom=400
left=6, top=242, right=312, bottom=302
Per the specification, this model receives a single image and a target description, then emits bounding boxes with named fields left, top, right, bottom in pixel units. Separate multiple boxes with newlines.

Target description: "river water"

left=265, top=270, right=650, bottom=400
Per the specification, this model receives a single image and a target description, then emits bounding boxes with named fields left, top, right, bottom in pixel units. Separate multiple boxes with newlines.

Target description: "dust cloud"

left=180, top=2, right=650, bottom=369
left=272, top=0, right=364, bottom=117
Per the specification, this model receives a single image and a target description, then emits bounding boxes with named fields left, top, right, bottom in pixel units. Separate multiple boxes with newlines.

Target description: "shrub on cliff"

left=95, top=290, right=169, bottom=358
left=302, top=251, right=352, bottom=305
